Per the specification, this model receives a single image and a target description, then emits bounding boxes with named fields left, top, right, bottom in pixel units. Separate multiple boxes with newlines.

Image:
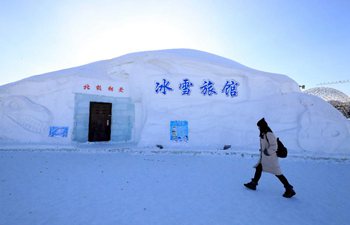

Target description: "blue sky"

left=1, top=0, right=349, bottom=94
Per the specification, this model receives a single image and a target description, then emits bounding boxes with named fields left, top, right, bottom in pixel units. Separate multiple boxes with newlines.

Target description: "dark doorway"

left=88, top=102, right=112, bottom=142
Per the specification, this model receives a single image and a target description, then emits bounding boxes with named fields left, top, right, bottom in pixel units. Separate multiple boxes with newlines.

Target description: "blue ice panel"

left=73, top=94, right=134, bottom=142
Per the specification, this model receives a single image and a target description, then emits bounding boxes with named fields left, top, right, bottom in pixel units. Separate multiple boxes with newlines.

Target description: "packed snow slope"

left=0, top=49, right=349, bottom=153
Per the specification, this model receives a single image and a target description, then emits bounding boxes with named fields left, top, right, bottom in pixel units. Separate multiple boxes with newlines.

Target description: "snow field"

left=1, top=151, right=350, bottom=225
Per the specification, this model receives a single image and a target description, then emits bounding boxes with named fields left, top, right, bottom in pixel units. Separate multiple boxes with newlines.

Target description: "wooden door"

left=88, top=102, right=112, bottom=142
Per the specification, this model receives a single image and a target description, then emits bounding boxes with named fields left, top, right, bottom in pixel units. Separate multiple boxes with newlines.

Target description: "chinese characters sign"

left=155, top=78, right=240, bottom=97
left=179, top=79, right=193, bottom=95
left=77, top=80, right=129, bottom=97
left=170, top=121, right=189, bottom=142
left=155, top=79, right=173, bottom=95
left=83, top=84, right=125, bottom=93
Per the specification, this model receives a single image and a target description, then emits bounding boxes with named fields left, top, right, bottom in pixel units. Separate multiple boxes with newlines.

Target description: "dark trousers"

left=253, top=163, right=292, bottom=188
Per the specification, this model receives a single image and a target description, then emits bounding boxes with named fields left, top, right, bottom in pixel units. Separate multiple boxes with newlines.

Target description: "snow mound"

left=0, top=49, right=349, bottom=154
left=304, top=87, right=350, bottom=103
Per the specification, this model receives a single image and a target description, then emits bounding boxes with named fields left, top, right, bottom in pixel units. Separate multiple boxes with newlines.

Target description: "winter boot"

left=283, top=186, right=296, bottom=198
left=244, top=180, right=257, bottom=190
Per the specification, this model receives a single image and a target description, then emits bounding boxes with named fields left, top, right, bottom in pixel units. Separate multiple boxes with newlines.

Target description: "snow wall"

left=0, top=49, right=349, bottom=153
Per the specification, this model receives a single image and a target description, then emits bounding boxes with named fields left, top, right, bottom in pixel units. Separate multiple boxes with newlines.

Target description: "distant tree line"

left=328, top=101, right=350, bottom=118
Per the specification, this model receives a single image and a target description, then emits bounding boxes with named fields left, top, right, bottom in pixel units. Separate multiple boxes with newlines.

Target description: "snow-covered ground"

left=1, top=147, right=349, bottom=225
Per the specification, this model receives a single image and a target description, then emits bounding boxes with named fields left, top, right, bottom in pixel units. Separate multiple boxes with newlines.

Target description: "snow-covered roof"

left=304, top=87, right=350, bottom=103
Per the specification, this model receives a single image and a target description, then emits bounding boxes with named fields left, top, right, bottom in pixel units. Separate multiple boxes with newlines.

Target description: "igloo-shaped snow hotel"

left=0, top=49, right=349, bottom=152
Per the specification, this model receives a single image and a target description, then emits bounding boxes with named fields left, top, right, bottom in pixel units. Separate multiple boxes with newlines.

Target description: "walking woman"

left=244, top=118, right=296, bottom=198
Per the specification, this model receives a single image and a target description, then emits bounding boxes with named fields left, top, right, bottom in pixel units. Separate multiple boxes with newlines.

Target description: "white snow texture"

left=0, top=49, right=349, bottom=153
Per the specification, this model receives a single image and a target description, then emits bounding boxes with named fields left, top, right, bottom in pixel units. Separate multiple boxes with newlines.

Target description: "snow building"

left=304, top=87, right=350, bottom=118
left=304, top=87, right=350, bottom=103
left=0, top=49, right=349, bottom=153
